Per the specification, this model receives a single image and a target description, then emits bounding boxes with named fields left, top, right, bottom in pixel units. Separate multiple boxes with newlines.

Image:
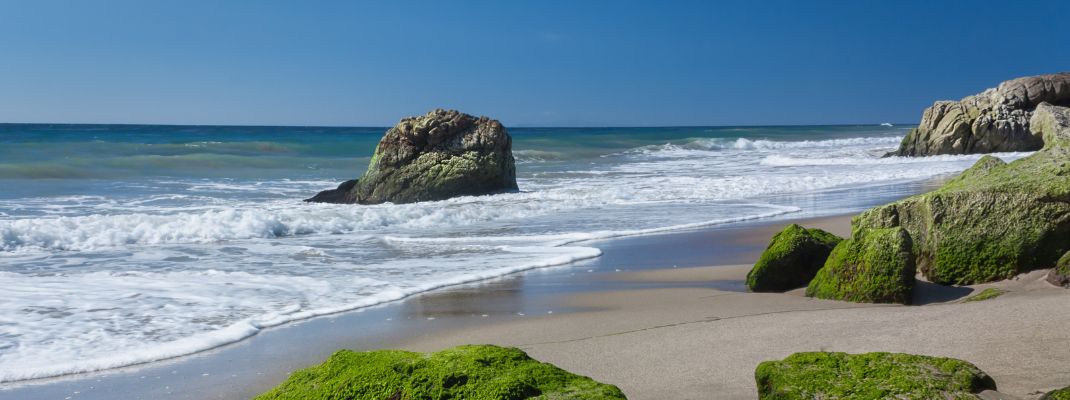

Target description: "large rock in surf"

left=755, top=352, right=997, bottom=399
left=254, top=345, right=626, bottom=400
left=857, top=103, right=1070, bottom=285
left=888, top=72, right=1070, bottom=157
left=307, top=109, right=518, bottom=204
left=746, top=224, right=842, bottom=292
left=806, top=227, right=915, bottom=304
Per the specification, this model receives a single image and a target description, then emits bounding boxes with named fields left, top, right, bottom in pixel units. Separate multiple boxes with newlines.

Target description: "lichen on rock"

left=857, top=103, right=1070, bottom=285
left=805, top=227, right=915, bottom=304
left=255, top=345, right=626, bottom=400
left=755, top=352, right=997, bottom=399
left=888, top=72, right=1070, bottom=157
left=307, top=109, right=518, bottom=204
left=746, top=224, right=842, bottom=292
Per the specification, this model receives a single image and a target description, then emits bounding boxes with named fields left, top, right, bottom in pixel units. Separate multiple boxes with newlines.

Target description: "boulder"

left=307, top=109, right=518, bottom=204
left=1046, top=250, right=1070, bottom=287
left=255, top=345, right=626, bottom=400
left=858, top=103, right=1070, bottom=285
left=888, top=72, right=1070, bottom=157
left=746, top=224, right=842, bottom=292
left=806, top=227, right=915, bottom=304
left=755, top=352, right=997, bottom=399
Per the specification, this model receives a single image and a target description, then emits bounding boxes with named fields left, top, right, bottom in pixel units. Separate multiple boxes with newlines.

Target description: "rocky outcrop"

left=859, top=103, right=1070, bottom=285
left=255, top=345, right=626, bottom=400
left=755, top=352, right=997, bottom=399
left=746, top=224, right=842, bottom=292
left=888, top=72, right=1070, bottom=157
left=307, top=109, right=518, bottom=204
left=1046, top=250, right=1070, bottom=287
left=806, top=227, right=915, bottom=304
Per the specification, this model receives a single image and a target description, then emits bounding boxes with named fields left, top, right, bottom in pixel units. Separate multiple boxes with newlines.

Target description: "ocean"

left=0, top=123, right=1031, bottom=383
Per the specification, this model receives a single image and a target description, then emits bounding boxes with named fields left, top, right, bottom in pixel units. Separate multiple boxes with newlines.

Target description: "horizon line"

left=0, top=121, right=917, bottom=130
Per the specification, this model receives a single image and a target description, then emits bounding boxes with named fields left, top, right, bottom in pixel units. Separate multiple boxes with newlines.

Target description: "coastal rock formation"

left=255, top=345, right=626, bottom=400
left=307, top=109, right=518, bottom=204
left=746, top=224, right=842, bottom=292
left=857, top=103, right=1070, bottom=285
left=888, top=72, right=1070, bottom=157
left=1046, top=251, right=1070, bottom=287
left=755, top=352, right=997, bottom=399
left=806, top=227, right=915, bottom=304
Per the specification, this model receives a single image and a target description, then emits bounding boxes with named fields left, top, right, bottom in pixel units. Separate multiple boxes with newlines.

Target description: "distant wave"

left=760, top=151, right=1033, bottom=167
left=614, top=136, right=904, bottom=158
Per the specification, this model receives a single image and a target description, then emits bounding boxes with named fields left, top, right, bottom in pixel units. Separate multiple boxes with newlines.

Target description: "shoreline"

left=0, top=212, right=855, bottom=400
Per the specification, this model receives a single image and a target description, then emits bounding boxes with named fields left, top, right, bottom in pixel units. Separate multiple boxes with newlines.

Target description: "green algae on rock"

left=856, top=103, right=1070, bottom=285
left=755, top=352, right=997, bottom=400
left=962, top=288, right=1005, bottom=302
left=1046, top=250, right=1070, bottom=287
left=255, top=345, right=626, bottom=400
left=747, top=224, right=843, bottom=292
left=307, top=109, right=518, bottom=205
left=805, top=227, right=914, bottom=304
left=1042, top=386, right=1070, bottom=400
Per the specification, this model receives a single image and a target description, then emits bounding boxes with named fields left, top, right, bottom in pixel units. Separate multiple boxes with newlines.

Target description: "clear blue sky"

left=1, top=0, right=1068, bottom=127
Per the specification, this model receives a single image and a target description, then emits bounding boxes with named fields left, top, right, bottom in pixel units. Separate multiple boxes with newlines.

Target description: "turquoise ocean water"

left=0, top=123, right=1031, bottom=382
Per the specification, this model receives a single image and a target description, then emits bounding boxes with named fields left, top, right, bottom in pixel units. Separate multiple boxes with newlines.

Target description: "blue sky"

left=0, top=0, right=1068, bottom=127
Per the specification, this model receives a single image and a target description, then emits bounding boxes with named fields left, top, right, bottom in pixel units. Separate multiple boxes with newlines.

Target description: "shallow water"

left=0, top=123, right=1030, bottom=382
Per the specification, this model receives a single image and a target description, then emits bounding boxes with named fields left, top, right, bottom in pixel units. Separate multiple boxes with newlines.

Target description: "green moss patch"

left=806, top=227, right=915, bottom=304
left=255, top=345, right=626, bottom=400
left=747, top=224, right=843, bottom=292
left=962, top=288, right=1005, bottom=302
left=755, top=352, right=996, bottom=399
left=1042, top=386, right=1070, bottom=400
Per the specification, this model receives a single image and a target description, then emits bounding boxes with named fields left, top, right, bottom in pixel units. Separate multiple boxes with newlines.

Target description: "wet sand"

left=6, top=213, right=1069, bottom=399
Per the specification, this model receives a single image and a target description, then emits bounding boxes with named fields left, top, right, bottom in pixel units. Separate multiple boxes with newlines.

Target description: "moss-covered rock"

left=755, top=352, right=997, bottom=399
left=255, top=345, right=626, bottom=400
left=307, top=109, right=518, bottom=204
left=805, top=227, right=915, bottom=304
left=857, top=103, right=1070, bottom=285
left=962, top=288, right=1005, bottom=302
left=747, top=224, right=842, bottom=292
left=1042, top=386, right=1070, bottom=400
left=1046, top=250, right=1070, bottom=287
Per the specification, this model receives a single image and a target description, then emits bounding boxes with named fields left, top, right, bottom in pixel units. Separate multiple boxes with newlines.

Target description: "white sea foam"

left=616, top=136, right=905, bottom=159
left=0, top=245, right=601, bottom=382
left=760, top=151, right=1032, bottom=167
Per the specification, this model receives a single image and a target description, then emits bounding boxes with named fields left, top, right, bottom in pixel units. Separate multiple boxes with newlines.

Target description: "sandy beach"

left=388, top=216, right=1070, bottom=399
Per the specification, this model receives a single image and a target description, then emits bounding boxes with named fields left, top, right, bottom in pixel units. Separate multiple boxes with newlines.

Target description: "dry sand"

left=397, top=219, right=1070, bottom=400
